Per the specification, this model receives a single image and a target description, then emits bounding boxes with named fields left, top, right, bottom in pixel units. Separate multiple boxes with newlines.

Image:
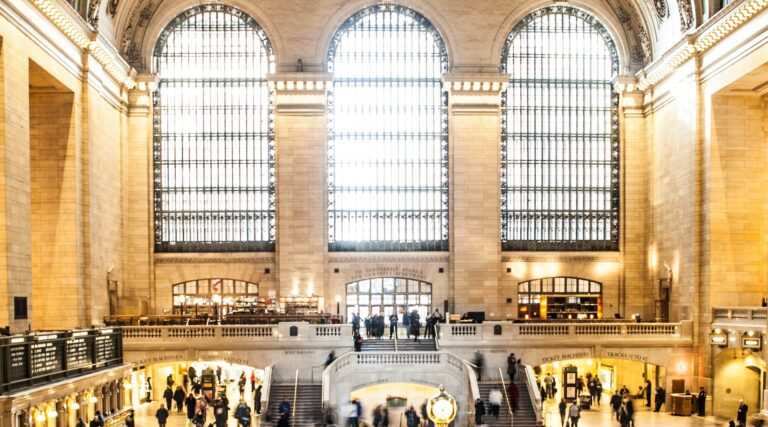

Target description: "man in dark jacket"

left=610, top=390, right=623, bottom=420
left=474, top=399, right=486, bottom=426
left=697, top=387, right=707, bottom=416
left=235, top=401, right=252, bottom=426
left=737, top=399, right=748, bottom=426
left=254, top=384, right=262, bottom=414
left=389, top=313, right=398, bottom=339
left=163, top=386, right=173, bottom=412
left=654, top=386, right=666, bottom=412
left=155, top=404, right=169, bottom=427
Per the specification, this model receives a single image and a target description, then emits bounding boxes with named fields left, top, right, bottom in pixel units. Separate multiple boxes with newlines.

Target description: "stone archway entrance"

left=713, top=349, right=764, bottom=418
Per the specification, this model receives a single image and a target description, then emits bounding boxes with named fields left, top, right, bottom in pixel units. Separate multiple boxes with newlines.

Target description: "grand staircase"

left=267, top=383, right=323, bottom=426
left=477, top=378, right=541, bottom=427
left=360, top=337, right=437, bottom=352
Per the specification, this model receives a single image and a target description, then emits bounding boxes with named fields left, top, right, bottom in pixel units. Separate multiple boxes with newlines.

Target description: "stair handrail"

left=394, top=332, right=398, bottom=352
left=463, top=360, right=481, bottom=421
left=434, top=324, right=440, bottom=351
left=498, top=368, right=514, bottom=425
left=522, top=364, right=543, bottom=425
left=262, top=365, right=273, bottom=417
left=292, top=368, right=299, bottom=427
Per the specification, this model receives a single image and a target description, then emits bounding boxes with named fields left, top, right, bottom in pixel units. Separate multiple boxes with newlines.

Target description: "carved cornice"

left=268, top=72, right=333, bottom=93
left=28, top=0, right=136, bottom=89
left=442, top=73, right=509, bottom=93
left=329, top=253, right=449, bottom=264
left=638, top=0, right=768, bottom=91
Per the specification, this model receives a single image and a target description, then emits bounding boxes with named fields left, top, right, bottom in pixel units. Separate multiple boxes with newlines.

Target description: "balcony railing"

left=711, top=307, right=767, bottom=332
left=439, top=321, right=691, bottom=343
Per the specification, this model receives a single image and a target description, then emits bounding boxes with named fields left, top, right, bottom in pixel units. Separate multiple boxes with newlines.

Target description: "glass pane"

left=395, top=295, right=405, bottom=305
left=383, top=295, right=394, bottom=305
left=327, top=5, right=449, bottom=251
left=578, top=281, right=589, bottom=293
left=519, top=283, right=528, bottom=293
left=359, top=280, right=370, bottom=293
left=422, top=283, right=431, bottom=293
left=396, top=279, right=407, bottom=294
left=188, top=281, right=199, bottom=295
left=223, top=280, right=234, bottom=294
left=591, top=282, right=601, bottom=293
left=371, top=278, right=383, bottom=294
left=531, top=280, right=541, bottom=293
left=371, top=295, right=382, bottom=305
left=408, top=280, right=419, bottom=294
left=407, top=295, right=418, bottom=304
left=235, top=281, right=246, bottom=294
left=347, top=283, right=358, bottom=293
left=359, top=295, right=370, bottom=305
left=248, top=284, right=258, bottom=295
left=420, top=295, right=430, bottom=305
left=153, top=5, right=275, bottom=252
left=383, top=278, right=395, bottom=293
left=543, top=280, right=553, bottom=293
left=347, top=295, right=357, bottom=305
left=173, top=285, right=183, bottom=295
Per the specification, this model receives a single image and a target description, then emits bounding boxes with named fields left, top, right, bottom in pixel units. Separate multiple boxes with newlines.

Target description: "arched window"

left=171, top=278, right=261, bottom=315
left=345, top=278, right=432, bottom=322
left=153, top=5, right=275, bottom=252
left=518, top=277, right=603, bottom=319
left=501, top=7, right=619, bottom=251
left=327, top=5, right=449, bottom=251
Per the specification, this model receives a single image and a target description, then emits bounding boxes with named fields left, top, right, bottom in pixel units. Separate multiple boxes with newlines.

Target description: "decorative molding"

left=442, top=73, right=509, bottom=93
left=268, top=72, right=333, bottom=91
left=87, top=0, right=101, bottom=28
left=107, top=0, right=118, bottom=17
left=654, top=0, right=669, bottom=19
left=501, top=254, right=621, bottom=263
left=28, top=0, right=135, bottom=89
left=155, top=255, right=276, bottom=264
left=638, top=0, right=768, bottom=91
left=329, top=253, right=449, bottom=264
left=677, top=0, right=694, bottom=31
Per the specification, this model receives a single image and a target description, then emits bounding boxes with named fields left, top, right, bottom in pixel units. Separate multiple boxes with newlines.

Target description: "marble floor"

left=540, top=396, right=730, bottom=427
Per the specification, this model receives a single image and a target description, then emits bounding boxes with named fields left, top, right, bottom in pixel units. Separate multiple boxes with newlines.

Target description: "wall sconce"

left=89, top=396, right=98, bottom=404
left=35, top=412, right=46, bottom=423
left=46, top=409, right=58, bottom=418
left=70, top=402, right=80, bottom=410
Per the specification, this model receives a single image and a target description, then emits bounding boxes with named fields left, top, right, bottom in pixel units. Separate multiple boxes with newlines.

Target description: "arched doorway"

left=714, top=349, right=764, bottom=418
left=350, top=383, right=440, bottom=423
left=345, top=278, right=433, bottom=321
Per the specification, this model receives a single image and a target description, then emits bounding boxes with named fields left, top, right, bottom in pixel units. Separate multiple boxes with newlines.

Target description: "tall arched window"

left=153, top=5, right=275, bottom=252
left=501, top=6, right=619, bottom=251
left=327, top=5, right=449, bottom=252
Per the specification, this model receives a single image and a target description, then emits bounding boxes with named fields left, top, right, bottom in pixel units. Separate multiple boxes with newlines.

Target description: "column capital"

left=268, top=72, right=332, bottom=115
left=127, top=73, right=158, bottom=112
left=267, top=72, right=333, bottom=93
left=442, top=73, right=509, bottom=94
left=443, top=73, right=508, bottom=114
left=614, top=75, right=645, bottom=117
left=613, top=75, right=643, bottom=95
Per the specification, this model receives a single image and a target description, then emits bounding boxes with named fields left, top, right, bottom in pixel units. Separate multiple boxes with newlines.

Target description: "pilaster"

left=614, top=76, right=650, bottom=319
left=269, top=73, right=332, bottom=305
left=123, top=74, right=156, bottom=315
left=444, top=73, right=507, bottom=318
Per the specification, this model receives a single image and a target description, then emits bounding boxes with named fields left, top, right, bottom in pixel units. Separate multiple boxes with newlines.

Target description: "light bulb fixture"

left=46, top=409, right=58, bottom=418
left=35, top=412, right=46, bottom=422
left=70, top=402, right=80, bottom=410
left=89, top=396, right=98, bottom=404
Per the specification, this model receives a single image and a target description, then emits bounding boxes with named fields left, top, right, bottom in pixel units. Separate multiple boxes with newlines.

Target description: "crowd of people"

left=351, top=309, right=443, bottom=350
left=145, top=367, right=261, bottom=427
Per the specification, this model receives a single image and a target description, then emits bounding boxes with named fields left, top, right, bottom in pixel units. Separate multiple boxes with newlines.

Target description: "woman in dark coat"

left=185, top=392, right=197, bottom=420
left=173, top=386, right=185, bottom=412
left=214, top=399, right=228, bottom=427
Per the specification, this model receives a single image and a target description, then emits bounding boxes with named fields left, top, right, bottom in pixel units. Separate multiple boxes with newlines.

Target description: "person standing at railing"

left=506, top=353, right=517, bottom=381
left=389, top=313, right=398, bottom=339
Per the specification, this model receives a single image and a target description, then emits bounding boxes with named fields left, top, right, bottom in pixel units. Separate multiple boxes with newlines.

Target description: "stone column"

left=614, top=77, right=650, bottom=319
left=444, top=73, right=507, bottom=318
left=268, top=73, right=332, bottom=306
left=123, top=75, right=157, bottom=315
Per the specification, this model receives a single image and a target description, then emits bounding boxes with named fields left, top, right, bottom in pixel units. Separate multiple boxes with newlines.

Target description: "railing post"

left=567, top=325, right=575, bottom=336
left=621, top=325, right=628, bottom=335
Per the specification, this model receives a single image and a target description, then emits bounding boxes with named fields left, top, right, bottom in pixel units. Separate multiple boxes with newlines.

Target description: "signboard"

left=95, top=334, right=118, bottom=363
left=30, top=339, right=63, bottom=376
left=66, top=331, right=92, bottom=369
left=8, top=344, right=28, bottom=382
left=742, top=336, right=762, bottom=350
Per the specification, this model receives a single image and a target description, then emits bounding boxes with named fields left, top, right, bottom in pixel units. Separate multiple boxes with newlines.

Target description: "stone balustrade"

left=711, top=307, right=767, bottom=333
left=122, top=322, right=351, bottom=349
left=439, top=320, right=692, bottom=344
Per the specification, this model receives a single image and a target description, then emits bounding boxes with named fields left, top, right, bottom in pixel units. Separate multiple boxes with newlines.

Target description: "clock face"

left=432, top=399, right=454, bottom=420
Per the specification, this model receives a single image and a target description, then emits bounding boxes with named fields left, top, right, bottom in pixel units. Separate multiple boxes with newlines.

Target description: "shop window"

left=171, top=279, right=264, bottom=315
left=517, top=276, right=602, bottom=320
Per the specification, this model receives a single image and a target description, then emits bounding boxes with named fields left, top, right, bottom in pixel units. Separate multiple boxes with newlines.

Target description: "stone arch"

left=713, top=349, right=764, bottom=418
left=491, top=0, right=645, bottom=72
left=316, top=0, right=457, bottom=71
left=117, top=0, right=284, bottom=71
